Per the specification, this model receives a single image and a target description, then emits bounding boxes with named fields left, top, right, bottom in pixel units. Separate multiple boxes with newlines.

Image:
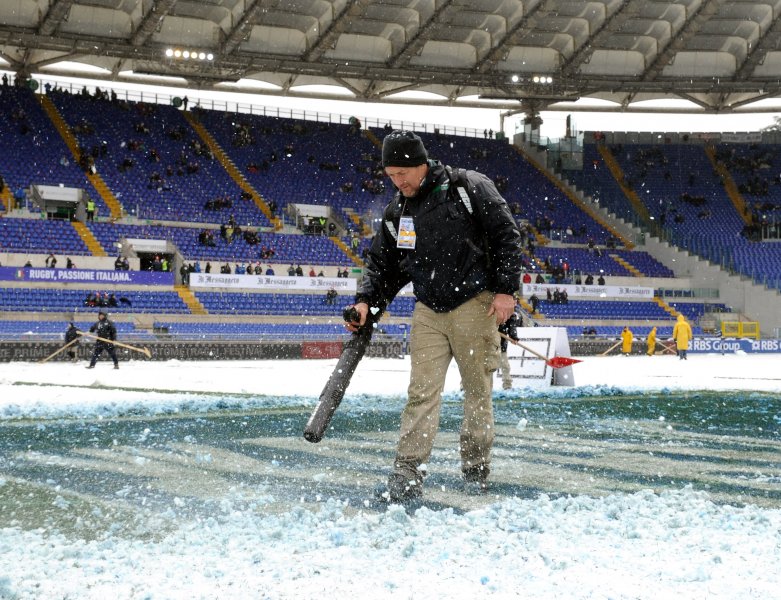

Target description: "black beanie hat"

left=382, top=130, right=428, bottom=167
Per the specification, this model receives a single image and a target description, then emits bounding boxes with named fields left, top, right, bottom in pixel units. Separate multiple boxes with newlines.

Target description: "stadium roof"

left=2, top=0, right=781, bottom=116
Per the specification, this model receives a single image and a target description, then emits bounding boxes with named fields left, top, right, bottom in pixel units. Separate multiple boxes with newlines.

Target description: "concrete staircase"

left=0, top=178, right=10, bottom=211
left=331, top=236, right=364, bottom=267
left=343, top=207, right=373, bottom=236
left=704, top=145, right=751, bottom=225
left=596, top=144, right=651, bottom=231
left=183, top=112, right=282, bottom=230
left=653, top=296, right=679, bottom=317
left=38, top=95, right=123, bottom=220
left=71, top=221, right=107, bottom=257
left=610, top=253, right=642, bottom=277
left=515, top=143, right=633, bottom=249
left=175, top=285, right=207, bottom=315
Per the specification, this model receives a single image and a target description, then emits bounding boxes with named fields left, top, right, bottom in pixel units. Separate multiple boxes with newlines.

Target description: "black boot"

left=375, top=471, right=423, bottom=504
left=462, top=465, right=490, bottom=495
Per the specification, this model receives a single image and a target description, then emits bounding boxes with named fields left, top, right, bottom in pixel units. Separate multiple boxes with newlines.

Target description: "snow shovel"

left=78, top=331, right=152, bottom=358
left=600, top=339, right=623, bottom=356
left=499, top=333, right=581, bottom=369
left=39, top=337, right=80, bottom=363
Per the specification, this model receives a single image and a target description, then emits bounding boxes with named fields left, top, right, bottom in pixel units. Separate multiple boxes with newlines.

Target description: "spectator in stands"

left=318, top=269, right=325, bottom=277
left=114, top=256, right=123, bottom=270
left=522, top=272, right=531, bottom=284
left=220, top=263, right=231, bottom=274
left=266, top=265, right=275, bottom=276
left=647, top=327, right=657, bottom=356
left=534, top=273, right=545, bottom=284
left=180, top=263, right=190, bottom=284
left=66, top=258, right=74, bottom=269
left=349, top=130, right=522, bottom=502
left=205, top=262, right=212, bottom=274
left=64, top=322, right=80, bottom=362
left=86, top=311, right=119, bottom=370
left=324, top=287, right=338, bottom=305
left=45, top=253, right=57, bottom=268
left=585, top=273, right=594, bottom=285
left=23, top=260, right=32, bottom=268
left=13, top=187, right=25, bottom=210
left=121, top=257, right=129, bottom=270
left=672, top=315, right=693, bottom=361
left=621, top=327, right=634, bottom=356
left=308, top=266, right=316, bottom=277
left=341, top=267, right=350, bottom=278
left=287, top=264, right=295, bottom=276
left=236, top=263, right=246, bottom=275
left=86, top=199, right=95, bottom=221
left=528, top=294, right=540, bottom=314
left=108, top=293, right=117, bottom=308
left=597, top=274, right=605, bottom=286
left=295, top=265, right=304, bottom=277
left=498, top=310, right=520, bottom=390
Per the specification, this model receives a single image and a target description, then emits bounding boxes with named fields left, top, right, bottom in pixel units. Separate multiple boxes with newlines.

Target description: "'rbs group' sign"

left=690, top=338, right=781, bottom=353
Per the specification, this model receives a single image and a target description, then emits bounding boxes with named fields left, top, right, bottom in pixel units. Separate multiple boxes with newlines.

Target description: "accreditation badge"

left=397, top=216, right=416, bottom=249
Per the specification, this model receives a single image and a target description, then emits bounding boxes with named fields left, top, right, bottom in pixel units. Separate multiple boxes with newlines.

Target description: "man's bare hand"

left=488, top=293, right=516, bottom=326
left=345, top=302, right=369, bottom=332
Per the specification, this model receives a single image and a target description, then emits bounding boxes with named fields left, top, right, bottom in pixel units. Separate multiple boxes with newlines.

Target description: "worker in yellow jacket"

left=646, top=326, right=657, bottom=356
left=621, top=326, right=633, bottom=356
left=672, top=314, right=693, bottom=360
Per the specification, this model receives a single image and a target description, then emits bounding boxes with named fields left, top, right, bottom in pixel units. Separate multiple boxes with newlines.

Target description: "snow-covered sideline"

left=0, top=354, right=779, bottom=599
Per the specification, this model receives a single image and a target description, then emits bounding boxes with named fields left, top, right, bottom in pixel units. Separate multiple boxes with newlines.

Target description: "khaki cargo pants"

left=394, top=291, right=499, bottom=478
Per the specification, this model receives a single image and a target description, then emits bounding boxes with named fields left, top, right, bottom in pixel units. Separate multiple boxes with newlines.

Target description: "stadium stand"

left=0, top=87, right=765, bottom=345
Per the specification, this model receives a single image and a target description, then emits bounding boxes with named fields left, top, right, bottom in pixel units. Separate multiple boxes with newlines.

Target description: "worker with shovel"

left=86, top=311, right=119, bottom=370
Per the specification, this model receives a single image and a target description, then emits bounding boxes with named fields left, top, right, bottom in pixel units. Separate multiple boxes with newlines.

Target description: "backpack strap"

left=445, top=165, right=474, bottom=215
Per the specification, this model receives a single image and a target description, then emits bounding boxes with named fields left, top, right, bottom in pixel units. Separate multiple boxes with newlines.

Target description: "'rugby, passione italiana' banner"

left=0, top=266, right=174, bottom=285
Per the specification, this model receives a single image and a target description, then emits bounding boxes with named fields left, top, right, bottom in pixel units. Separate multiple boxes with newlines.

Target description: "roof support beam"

left=304, top=0, right=371, bottom=62
left=38, top=0, right=75, bottom=37
left=131, top=0, right=179, bottom=47
left=475, top=1, right=546, bottom=73
left=222, top=0, right=263, bottom=55
left=389, top=0, right=454, bottom=69
left=642, top=0, right=726, bottom=81
left=734, top=15, right=781, bottom=81
left=559, top=2, right=634, bottom=78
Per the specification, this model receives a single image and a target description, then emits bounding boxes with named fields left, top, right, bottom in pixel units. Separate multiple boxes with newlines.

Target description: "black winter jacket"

left=357, top=161, right=522, bottom=313
left=64, top=325, right=79, bottom=344
left=90, top=319, right=117, bottom=345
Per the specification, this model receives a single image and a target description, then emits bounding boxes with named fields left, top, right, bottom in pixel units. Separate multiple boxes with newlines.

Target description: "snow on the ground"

left=0, top=354, right=779, bottom=599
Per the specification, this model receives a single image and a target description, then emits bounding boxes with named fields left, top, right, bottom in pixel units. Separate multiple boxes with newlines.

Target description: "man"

left=346, top=130, right=522, bottom=502
left=86, top=311, right=119, bottom=369
left=498, top=310, right=520, bottom=390
left=621, top=326, right=634, bottom=356
left=64, top=322, right=80, bottom=362
left=672, top=314, right=693, bottom=360
left=646, top=326, right=657, bottom=356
